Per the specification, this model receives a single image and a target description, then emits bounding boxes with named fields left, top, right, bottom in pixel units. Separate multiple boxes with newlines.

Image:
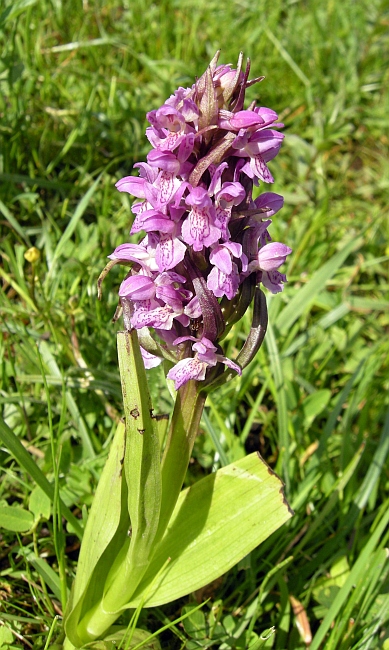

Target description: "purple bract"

left=109, top=52, right=291, bottom=389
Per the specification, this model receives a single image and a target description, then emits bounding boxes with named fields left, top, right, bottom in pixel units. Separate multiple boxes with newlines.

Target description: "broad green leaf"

left=0, top=505, right=34, bottom=532
left=312, top=556, right=350, bottom=609
left=129, top=453, right=293, bottom=607
left=29, top=485, right=51, bottom=520
left=72, top=421, right=127, bottom=606
left=101, top=331, right=162, bottom=601
left=182, top=604, right=207, bottom=639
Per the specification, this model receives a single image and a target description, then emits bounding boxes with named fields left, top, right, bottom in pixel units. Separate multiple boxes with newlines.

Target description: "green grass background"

left=0, top=0, right=389, bottom=647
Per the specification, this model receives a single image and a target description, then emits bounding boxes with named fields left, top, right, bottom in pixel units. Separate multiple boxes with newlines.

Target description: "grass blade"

left=353, top=405, right=389, bottom=511
left=0, top=199, right=30, bottom=245
left=265, top=319, right=290, bottom=491
left=38, top=341, right=96, bottom=458
left=46, top=174, right=102, bottom=278
left=310, top=502, right=389, bottom=650
left=276, top=237, right=362, bottom=335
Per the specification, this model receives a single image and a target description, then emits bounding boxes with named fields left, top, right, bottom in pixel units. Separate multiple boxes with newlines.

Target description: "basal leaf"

left=73, top=332, right=163, bottom=644
left=64, top=421, right=129, bottom=648
left=72, top=421, right=127, bottom=606
left=129, top=453, right=293, bottom=607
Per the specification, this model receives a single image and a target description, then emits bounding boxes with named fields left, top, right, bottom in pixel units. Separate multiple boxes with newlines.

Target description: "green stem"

left=156, top=380, right=207, bottom=544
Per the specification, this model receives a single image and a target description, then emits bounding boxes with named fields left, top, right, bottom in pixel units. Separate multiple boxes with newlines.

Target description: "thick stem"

left=156, top=380, right=207, bottom=544
left=76, top=600, right=127, bottom=643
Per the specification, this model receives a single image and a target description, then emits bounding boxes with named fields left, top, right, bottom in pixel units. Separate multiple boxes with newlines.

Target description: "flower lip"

left=215, top=182, right=246, bottom=208
left=147, top=104, right=186, bottom=132
left=109, top=243, right=150, bottom=262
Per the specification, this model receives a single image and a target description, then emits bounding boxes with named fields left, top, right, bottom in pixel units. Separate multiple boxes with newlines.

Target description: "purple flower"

left=167, top=337, right=241, bottom=390
left=232, top=128, right=284, bottom=184
left=251, top=192, right=284, bottom=218
left=207, top=242, right=247, bottom=300
left=261, top=269, right=288, bottom=294
left=141, top=347, right=163, bottom=369
left=107, top=53, right=291, bottom=389
left=167, top=356, right=209, bottom=388
left=249, top=242, right=292, bottom=272
left=155, top=232, right=187, bottom=272
left=119, top=274, right=156, bottom=301
left=181, top=187, right=221, bottom=251
left=219, top=109, right=266, bottom=131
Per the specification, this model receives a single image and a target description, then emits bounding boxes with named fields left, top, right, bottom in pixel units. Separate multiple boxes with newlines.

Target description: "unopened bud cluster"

left=109, top=53, right=291, bottom=389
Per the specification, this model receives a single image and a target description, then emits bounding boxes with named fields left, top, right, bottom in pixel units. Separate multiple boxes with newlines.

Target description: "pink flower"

left=167, top=337, right=241, bottom=389
left=108, top=53, right=290, bottom=388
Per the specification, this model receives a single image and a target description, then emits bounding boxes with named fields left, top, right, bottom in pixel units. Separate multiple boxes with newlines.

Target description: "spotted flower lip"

left=108, top=52, right=291, bottom=389
left=167, top=336, right=242, bottom=390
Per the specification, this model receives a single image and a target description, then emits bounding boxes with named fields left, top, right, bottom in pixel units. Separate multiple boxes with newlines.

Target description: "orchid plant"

left=62, top=52, right=293, bottom=649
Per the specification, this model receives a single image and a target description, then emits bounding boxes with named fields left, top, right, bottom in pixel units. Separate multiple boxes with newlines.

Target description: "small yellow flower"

left=24, top=247, right=40, bottom=263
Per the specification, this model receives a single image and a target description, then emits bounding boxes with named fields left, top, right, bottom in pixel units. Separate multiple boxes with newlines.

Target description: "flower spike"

left=108, top=53, right=291, bottom=389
